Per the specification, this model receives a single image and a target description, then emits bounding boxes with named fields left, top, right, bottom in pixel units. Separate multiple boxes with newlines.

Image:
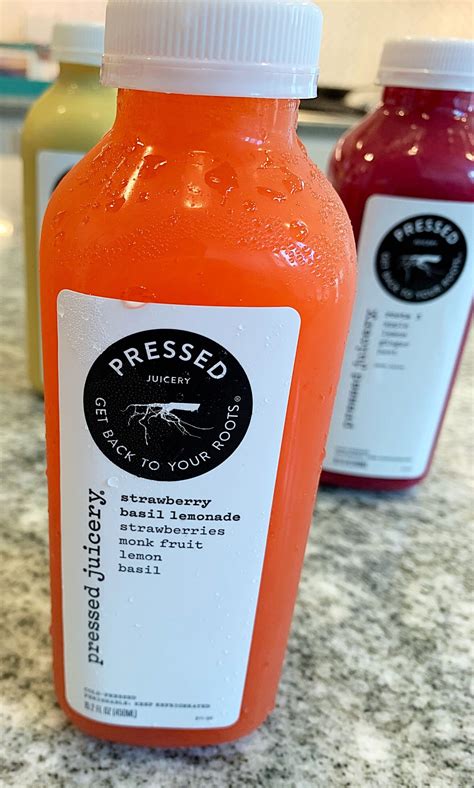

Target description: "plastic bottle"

left=322, top=38, right=474, bottom=491
left=22, top=22, right=116, bottom=393
left=40, top=0, right=356, bottom=746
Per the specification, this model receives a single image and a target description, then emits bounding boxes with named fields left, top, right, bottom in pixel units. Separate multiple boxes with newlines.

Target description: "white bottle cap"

left=101, top=0, right=323, bottom=98
left=377, top=37, right=474, bottom=92
left=52, top=22, right=106, bottom=68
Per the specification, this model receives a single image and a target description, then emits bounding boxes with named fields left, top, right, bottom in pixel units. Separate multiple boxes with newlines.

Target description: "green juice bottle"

left=22, top=22, right=116, bottom=393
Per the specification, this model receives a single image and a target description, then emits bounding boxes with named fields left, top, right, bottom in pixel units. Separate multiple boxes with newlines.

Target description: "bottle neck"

left=381, top=85, right=473, bottom=115
left=57, top=62, right=101, bottom=87
left=112, top=90, right=300, bottom=149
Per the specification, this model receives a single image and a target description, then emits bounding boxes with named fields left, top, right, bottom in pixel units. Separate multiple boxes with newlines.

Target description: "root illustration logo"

left=375, top=214, right=467, bottom=302
left=83, top=329, right=253, bottom=481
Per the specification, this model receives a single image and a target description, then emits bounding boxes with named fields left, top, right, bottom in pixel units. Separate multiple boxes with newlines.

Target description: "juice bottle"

left=40, top=0, right=356, bottom=746
left=322, top=38, right=473, bottom=491
left=22, top=22, right=116, bottom=393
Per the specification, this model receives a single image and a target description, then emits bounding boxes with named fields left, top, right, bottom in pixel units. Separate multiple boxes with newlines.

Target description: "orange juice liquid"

left=40, top=91, right=356, bottom=746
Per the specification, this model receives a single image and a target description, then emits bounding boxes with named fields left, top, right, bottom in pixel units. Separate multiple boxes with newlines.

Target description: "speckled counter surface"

left=0, top=156, right=472, bottom=787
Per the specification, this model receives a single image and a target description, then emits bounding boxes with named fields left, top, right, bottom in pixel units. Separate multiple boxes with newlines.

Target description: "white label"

left=324, top=195, right=473, bottom=479
left=58, top=291, right=300, bottom=728
left=36, top=151, right=83, bottom=379
left=37, top=151, right=84, bottom=240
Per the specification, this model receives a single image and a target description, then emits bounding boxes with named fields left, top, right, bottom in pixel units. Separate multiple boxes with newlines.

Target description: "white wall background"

left=1, top=0, right=473, bottom=87
left=0, top=1, right=107, bottom=42
left=317, top=1, right=474, bottom=87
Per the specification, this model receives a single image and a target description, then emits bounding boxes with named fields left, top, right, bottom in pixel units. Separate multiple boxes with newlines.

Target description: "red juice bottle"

left=322, top=38, right=474, bottom=491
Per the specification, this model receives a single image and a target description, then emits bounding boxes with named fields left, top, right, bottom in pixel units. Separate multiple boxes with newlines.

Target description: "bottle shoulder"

left=21, top=83, right=116, bottom=153
left=330, top=105, right=473, bottom=203
left=46, top=130, right=350, bottom=218
left=42, top=131, right=356, bottom=291
left=338, top=104, right=471, bottom=155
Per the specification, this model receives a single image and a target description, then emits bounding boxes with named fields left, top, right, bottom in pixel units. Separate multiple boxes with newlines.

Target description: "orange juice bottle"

left=40, top=0, right=356, bottom=746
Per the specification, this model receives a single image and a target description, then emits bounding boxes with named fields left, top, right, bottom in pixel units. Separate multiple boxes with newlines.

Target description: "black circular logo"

left=83, top=329, right=253, bottom=482
left=53, top=168, right=71, bottom=193
left=375, top=214, right=467, bottom=302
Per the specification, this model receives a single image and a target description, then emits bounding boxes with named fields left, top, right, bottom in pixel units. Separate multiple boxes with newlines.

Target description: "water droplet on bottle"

left=281, top=167, right=305, bottom=194
left=258, top=149, right=275, bottom=169
left=121, top=285, right=156, bottom=307
left=52, top=210, right=66, bottom=227
left=257, top=187, right=286, bottom=203
left=205, top=163, right=238, bottom=198
left=289, top=219, right=309, bottom=241
left=243, top=200, right=256, bottom=212
left=107, top=477, right=119, bottom=487
left=106, top=196, right=125, bottom=212
left=122, top=301, right=146, bottom=309
left=141, top=154, right=168, bottom=179
left=138, top=192, right=150, bottom=202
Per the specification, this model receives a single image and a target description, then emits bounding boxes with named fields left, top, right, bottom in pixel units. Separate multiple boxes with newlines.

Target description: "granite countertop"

left=1, top=155, right=472, bottom=787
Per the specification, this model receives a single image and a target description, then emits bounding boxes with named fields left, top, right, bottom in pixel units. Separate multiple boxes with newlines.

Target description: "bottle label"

left=57, top=290, right=300, bottom=728
left=324, top=195, right=473, bottom=479
left=36, top=151, right=83, bottom=379
left=37, top=151, right=83, bottom=241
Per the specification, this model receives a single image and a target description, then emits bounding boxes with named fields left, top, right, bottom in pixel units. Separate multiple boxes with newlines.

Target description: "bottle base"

left=27, top=366, right=44, bottom=396
left=320, top=469, right=425, bottom=491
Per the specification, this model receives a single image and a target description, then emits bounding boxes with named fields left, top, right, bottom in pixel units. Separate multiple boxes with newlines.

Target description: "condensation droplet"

left=205, top=162, right=238, bottom=198
left=141, top=154, right=168, bottom=179
left=257, top=187, right=286, bottom=202
left=52, top=210, right=66, bottom=227
left=106, top=196, right=125, bottom=212
left=289, top=219, right=309, bottom=241
left=281, top=167, right=305, bottom=194
left=122, top=301, right=146, bottom=309
left=121, top=285, right=157, bottom=305
left=107, top=477, right=119, bottom=487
